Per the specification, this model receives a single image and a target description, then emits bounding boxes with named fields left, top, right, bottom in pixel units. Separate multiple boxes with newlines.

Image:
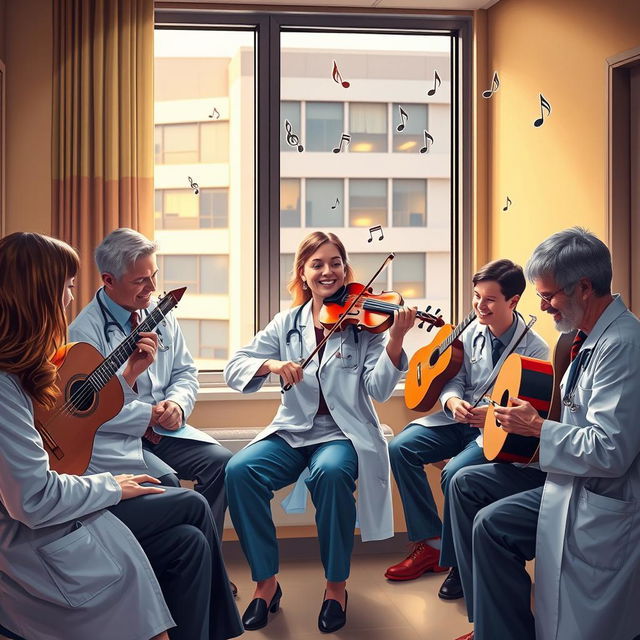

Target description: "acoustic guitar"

left=33, top=287, right=186, bottom=475
left=404, top=310, right=476, bottom=412
left=482, top=330, right=575, bottom=463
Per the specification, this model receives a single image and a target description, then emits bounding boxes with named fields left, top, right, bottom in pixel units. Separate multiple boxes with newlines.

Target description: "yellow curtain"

left=52, top=0, right=154, bottom=313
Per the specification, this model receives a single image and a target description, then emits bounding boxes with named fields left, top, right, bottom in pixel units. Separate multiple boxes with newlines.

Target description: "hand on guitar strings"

left=115, top=473, right=166, bottom=500
left=446, top=397, right=487, bottom=425
left=493, top=397, right=544, bottom=437
left=123, top=332, right=158, bottom=387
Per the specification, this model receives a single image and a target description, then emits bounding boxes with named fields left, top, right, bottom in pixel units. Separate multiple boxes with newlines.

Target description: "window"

left=155, top=13, right=470, bottom=376
left=392, top=103, right=428, bottom=153
left=280, top=179, right=301, bottom=227
left=349, top=103, right=387, bottom=153
left=306, top=179, right=344, bottom=227
left=348, top=253, right=388, bottom=290
left=393, top=179, right=427, bottom=227
left=199, top=189, right=229, bottom=228
left=158, top=255, right=229, bottom=295
left=306, top=102, right=343, bottom=152
left=349, top=179, right=387, bottom=228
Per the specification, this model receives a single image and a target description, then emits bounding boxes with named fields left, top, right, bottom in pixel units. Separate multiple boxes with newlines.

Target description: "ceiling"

left=164, top=0, right=501, bottom=9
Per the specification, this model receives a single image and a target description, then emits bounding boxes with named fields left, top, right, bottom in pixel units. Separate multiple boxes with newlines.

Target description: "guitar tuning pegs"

left=418, top=320, right=425, bottom=329
left=434, top=308, right=441, bottom=316
left=425, top=305, right=432, bottom=312
left=427, top=324, right=435, bottom=332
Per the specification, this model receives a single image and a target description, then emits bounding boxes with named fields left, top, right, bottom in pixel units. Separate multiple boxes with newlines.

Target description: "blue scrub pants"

left=449, top=463, right=546, bottom=640
left=388, top=422, right=487, bottom=566
left=225, top=435, right=359, bottom=582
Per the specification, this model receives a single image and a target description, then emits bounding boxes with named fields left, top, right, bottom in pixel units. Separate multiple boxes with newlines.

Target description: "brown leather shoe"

left=384, top=541, right=449, bottom=581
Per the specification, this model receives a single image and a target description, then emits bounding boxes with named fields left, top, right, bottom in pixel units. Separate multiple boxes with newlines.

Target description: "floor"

left=226, top=551, right=473, bottom=640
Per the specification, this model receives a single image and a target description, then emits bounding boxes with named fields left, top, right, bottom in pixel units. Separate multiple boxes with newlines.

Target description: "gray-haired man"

left=69, top=228, right=234, bottom=548
left=449, top=227, right=640, bottom=640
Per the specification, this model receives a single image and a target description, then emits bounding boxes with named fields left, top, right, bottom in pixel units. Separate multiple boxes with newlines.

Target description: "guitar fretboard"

left=439, top=310, right=477, bottom=353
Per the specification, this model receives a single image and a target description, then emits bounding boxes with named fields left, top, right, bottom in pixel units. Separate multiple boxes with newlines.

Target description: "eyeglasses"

left=536, top=285, right=570, bottom=304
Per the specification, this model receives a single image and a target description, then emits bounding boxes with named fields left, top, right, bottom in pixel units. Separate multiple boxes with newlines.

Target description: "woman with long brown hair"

left=0, top=232, right=242, bottom=640
left=225, top=231, right=416, bottom=633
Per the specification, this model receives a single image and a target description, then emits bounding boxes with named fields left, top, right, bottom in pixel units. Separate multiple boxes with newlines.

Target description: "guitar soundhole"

left=429, top=349, right=440, bottom=366
left=500, top=390, right=509, bottom=407
left=68, top=379, right=95, bottom=413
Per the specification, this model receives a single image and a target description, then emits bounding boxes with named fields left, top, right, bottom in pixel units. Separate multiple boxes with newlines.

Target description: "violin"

left=320, top=283, right=444, bottom=333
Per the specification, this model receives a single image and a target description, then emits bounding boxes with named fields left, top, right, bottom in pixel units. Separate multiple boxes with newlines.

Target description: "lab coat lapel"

left=299, top=302, right=319, bottom=372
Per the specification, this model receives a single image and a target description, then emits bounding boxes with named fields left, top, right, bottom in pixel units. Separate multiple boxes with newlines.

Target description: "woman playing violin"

left=224, top=231, right=416, bottom=633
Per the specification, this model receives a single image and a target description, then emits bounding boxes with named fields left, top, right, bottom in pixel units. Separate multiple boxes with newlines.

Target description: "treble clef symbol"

left=284, top=120, right=304, bottom=153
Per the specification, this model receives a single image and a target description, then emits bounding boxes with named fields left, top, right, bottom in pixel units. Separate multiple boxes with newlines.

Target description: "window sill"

left=196, top=381, right=407, bottom=402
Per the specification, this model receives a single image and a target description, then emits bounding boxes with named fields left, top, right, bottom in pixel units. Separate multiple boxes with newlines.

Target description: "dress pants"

left=110, top=487, right=242, bottom=640
left=143, top=437, right=233, bottom=536
left=388, top=423, right=486, bottom=565
left=225, top=435, right=358, bottom=582
left=449, top=463, right=546, bottom=640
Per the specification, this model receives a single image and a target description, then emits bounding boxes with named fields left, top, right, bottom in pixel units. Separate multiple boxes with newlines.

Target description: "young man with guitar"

left=450, top=228, right=640, bottom=640
left=385, top=259, right=548, bottom=601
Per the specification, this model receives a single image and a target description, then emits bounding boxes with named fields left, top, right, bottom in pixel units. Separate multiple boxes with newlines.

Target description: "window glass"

left=349, top=103, right=387, bottom=152
left=392, top=103, right=428, bottom=153
left=199, top=189, right=228, bottom=228
left=348, top=253, right=388, bottom=290
left=162, top=123, right=199, bottom=163
left=162, top=190, right=199, bottom=229
left=349, top=179, right=387, bottom=228
left=306, top=102, right=343, bottom=152
left=201, top=320, right=229, bottom=360
left=280, top=253, right=294, bottom=304
left=200, top=122, right=229, bottom=163
left=393, top=179, right=427, bottom=227
left=280, top=179, right=301, bottom=227
left=393, top=253, right=425, bottom=298
left=200, top=255, right=229, bottom=294
left=179, top=319, right=199, bottom=355
left=306, top=179, right=344, bottom=227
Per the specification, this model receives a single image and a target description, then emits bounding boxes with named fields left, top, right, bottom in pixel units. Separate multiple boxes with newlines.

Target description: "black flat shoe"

left=318, top=590, right=348, bottom=633
left=242, top=583, right=282, bottom=631
left=438, top=567, right=464, bottom=600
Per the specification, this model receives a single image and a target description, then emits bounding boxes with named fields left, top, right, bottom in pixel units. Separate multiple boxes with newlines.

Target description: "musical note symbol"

left=332, top=60, right=350, bottom=88
left=208, top=107, right=220, bottom=119
left=427, top=70, right=441, bottom=97
left=188, top=176, right=199, bottom=195
left=419, top=130, right=435, bottom=154
left=367, top=225, right=384, bottom=243
left=482, top=71, right=500, bottom=99
left=502, top=196, right=512, bottom=212
left=284, top=119, right=304, bottom=152
left=396, top=106, right=409, bottom=132
left=533, top=93, right=552, bottom=127
left=332, top=133, right=351, bottom=154
left=331, top=198, right=340, bottom=210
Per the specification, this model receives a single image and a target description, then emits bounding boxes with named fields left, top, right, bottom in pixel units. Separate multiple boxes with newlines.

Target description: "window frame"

left=155, top=8, right=473, bottom=386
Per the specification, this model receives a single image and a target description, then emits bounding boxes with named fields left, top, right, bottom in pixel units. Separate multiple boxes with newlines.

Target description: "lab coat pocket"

left=38, top=522, right=122, bottom=607
left=568, top=487, right=637, bottom=571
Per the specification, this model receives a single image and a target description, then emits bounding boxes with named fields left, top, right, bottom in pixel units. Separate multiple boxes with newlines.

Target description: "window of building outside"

left=154, top=15, right=467, bottom=376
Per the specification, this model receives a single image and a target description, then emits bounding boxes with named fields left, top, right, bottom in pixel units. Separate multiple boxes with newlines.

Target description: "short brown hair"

left=472, top=259, right=525, bottom=300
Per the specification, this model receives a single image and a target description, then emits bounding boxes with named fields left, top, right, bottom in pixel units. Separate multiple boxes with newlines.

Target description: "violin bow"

left=282, top=253, right=395, bottom=392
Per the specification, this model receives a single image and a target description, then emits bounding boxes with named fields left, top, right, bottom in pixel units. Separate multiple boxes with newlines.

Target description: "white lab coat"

left=0, top=372, right=173, bottom=640
left=69, top=291, right=217, bottom=477
left=414, top=313, right=549, bottom=445
left=536, top=295, right=640, bottom=640
left=224, top=302, right=407, bottom=541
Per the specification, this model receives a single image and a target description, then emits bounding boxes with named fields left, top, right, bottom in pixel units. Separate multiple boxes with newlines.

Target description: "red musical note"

left=332, top=61, right=350, bottom=88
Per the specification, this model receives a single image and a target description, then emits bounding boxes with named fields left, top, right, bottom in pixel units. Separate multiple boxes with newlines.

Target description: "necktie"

left=491, top=338, right=504, bottom=366
left=570, top=330, right=587, bottom=361
left=132, top=310, right=163, bottom=445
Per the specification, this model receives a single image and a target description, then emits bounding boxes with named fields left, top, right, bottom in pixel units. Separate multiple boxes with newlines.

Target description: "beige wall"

left=483, top=0, right=640, bottom=347
left=4, top=0, right=52, bottom=235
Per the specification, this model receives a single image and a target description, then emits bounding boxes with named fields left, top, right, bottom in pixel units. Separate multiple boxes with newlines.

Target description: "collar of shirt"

left=489, top=313, right=518, bottom=350
left=101, top=288, right=139, bottom=334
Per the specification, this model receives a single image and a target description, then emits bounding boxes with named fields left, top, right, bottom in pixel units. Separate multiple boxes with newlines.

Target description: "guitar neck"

left=441, top=310, right=476, bottom=351
left=86, top=297, right=176, bottom=392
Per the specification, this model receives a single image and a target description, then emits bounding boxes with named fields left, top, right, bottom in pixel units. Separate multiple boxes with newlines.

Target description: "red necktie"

left=132, top=310, right=163, bottom=445
left=570, top=331, right=587, bottom=361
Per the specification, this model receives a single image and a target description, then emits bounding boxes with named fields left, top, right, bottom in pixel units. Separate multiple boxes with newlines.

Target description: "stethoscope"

left=285, top=300, right=357, bottom=368
left=469, top=311, right=524, bottom=365
left=97, top=288, right=170, bottom=351
left=562, top=347, right=592, bottom=413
